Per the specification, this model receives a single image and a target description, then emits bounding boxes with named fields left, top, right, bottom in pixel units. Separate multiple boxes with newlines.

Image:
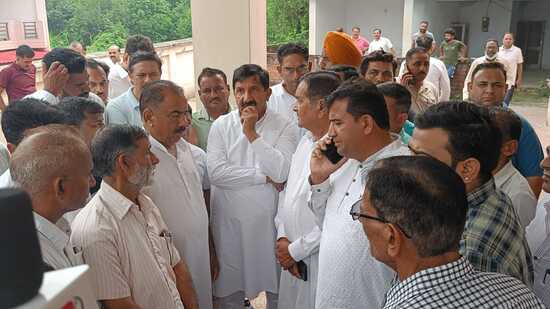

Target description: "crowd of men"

left=0, top=19, right=549, bottom=309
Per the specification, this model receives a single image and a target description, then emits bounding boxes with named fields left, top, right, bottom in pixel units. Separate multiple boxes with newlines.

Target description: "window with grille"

left=0, top=23, right=9, bottom=41
left=23, top=22, right=38, bottom=39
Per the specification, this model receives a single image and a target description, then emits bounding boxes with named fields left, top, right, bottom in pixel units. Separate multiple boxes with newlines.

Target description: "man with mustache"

left=71, top=125, right=199, bottom=309
left=207, top=64, right=299, bottom=308
left=463, top=39, right=514, bottom=101
left=399, top=47, right=437, bottom=118
left=140, top=80, right=215, bottom=309
left=26, top=48, right=104, bottom=105
left=86, top=59, right=110, bottom=104
left=192, top=67, right=231, bottom=150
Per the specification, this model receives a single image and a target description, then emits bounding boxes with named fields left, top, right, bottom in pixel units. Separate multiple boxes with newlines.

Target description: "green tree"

left=267, top=0, right=309, bottom=47
left=46, top=0, right=308, bottom=51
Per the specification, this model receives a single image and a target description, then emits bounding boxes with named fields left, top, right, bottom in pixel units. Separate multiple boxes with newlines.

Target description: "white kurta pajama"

left=207, top=109, right=299, bottom=300
left=144, top=136, right=213, bottom=309
left=308, top=137, right=409, bottom=309
left=275, top=133, right=320, bottom=309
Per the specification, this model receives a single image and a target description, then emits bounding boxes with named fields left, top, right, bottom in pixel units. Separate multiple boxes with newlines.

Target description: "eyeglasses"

left=283, top=65, right=308, bottom=74
left=350, top=200, right=412, bottom=238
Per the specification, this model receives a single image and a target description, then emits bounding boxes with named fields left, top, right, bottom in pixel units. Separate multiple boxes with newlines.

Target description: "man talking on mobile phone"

left=399, top=47, right=438, bottom=119
left=307, top=79, right=410, bottom=309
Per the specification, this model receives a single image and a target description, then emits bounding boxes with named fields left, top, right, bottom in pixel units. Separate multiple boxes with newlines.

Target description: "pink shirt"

left=353, top=37, right=370, bottom=54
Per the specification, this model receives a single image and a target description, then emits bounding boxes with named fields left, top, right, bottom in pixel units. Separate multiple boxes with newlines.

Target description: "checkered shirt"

left=382, top=257, right=545, bottom=308
left=460, top=179, right=534, bottom=286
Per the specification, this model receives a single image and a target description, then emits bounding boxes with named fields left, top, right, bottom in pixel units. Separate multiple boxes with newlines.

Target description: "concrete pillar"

left=35, top=0, right=50, bottom=47
left=190, top=0, right=267, bottom=94
left=402, top=0, right=415, bottom=57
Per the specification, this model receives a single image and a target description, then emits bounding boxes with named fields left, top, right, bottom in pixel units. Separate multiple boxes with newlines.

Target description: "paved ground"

left=512, top=104, right=550, bottom=149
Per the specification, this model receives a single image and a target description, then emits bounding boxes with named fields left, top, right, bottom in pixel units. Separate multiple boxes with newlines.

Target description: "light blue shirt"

left=105, top=87, right=143, bottom=127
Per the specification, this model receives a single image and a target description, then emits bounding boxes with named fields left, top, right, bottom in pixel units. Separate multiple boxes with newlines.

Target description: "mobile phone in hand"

left=321, top=140, right=343, bottom=164
left=297, top=260, right=308, bottom=281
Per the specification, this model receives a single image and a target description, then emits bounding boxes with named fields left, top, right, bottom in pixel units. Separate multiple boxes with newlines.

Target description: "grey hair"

left=139, top=80, right=185, bottom=113
left=91, top=125, right=148, bottom=178
left=11, top=125, right=89, bottom=196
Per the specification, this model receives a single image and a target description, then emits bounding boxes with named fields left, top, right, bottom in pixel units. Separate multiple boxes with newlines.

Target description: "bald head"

left=108, top=45, right=121, bottom=64
left=11, top=125, right=93, bottom=211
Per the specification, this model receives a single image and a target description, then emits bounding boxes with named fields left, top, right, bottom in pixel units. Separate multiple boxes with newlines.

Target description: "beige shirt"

left=410, top=80, right=438, bottom=115
left=70, top=182, right=184, bottom=309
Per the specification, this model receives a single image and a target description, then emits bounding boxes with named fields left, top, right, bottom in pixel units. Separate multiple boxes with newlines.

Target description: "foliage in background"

left=46, top=0, right=308, bottom=52
left=267, top=0, right=309, bottom=48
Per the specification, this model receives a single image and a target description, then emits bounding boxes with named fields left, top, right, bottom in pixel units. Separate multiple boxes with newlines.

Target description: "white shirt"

left=207, top=109, right=299, bottom=298
left=268, top=83, right=303, bottom=137
left=275, top=133, right=320, bottom=309
left=498, top=45, right=523, bottom=85
left=25, top=90, right=104, bottom=107
left=0, top=144, right=9, bottom=175
left=308, top=137, right=409, bottom=309
left=189, top=142, right=210, bottom=190
left=494, top=161, right=537, bottom=229
left=367, top=37, right=393, bottom=54
left=143, top=136, right=212, bottom=309
left=34, top=212, right=82, bottom=270
left=398, top=57, right=450, bottom=101
left=268, top=83, right=298, bottom=124
left=526, top=193, right=550, bottom=308
left=0, top=169, right=16, bottom=188
left=463, top=56, right=514, bottom=100
left=71, top=182, right=184, bottom=308
left=108, top=63, right=132, bottom=99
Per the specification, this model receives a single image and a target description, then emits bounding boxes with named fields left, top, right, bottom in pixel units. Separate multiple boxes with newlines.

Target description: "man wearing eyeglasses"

left=408, top=101, right=533, bottom=286
left=269, top=43, right=311, bottom=128
left=193, top=67, right=231, bottom=151
left=355, top=156, right=544, bottom=308
left=140, top=80, right=214, bottom=309
left=308, top=79, right=409, bottom=309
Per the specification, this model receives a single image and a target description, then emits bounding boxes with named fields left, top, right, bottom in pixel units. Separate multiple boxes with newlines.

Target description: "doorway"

left=516, top=21, right=546, bottom=70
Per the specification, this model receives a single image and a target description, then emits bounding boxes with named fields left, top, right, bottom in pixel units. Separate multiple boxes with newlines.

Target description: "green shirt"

left=440, top=40, right=465, bottom=66
left=192, top=107, right=230, bottom=151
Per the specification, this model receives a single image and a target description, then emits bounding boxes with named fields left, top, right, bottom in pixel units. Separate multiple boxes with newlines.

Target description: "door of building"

left=516, top=21, right=546, bottom=70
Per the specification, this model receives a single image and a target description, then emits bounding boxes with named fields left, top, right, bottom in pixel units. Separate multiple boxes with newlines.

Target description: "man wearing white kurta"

left=275, top=72, right=341, bottom=309
left=140, top=80, right=214, bottom=309
left=268, top=43, right=310, bottom=131
left=308, top=79, right=409, bottom=309
left=208, top=64, right=299, bottom=308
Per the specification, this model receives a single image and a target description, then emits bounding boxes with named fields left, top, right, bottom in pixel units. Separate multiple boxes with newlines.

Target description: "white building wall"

left=344, top=0, right=405, bottom=55
left=411, top=0, right=459, bottom=47
left=0, top=0, right=37, bottom=21
left=309, top=0, right=346, bottom=55
left=510, top=0, right=550, bottom=70
left=457, top=0, right=513, bottom=58
left=309, top=0, right=405, bottom=56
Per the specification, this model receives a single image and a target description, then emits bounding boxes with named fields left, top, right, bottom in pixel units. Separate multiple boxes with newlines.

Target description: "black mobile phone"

left=297, top=260, right=308, bottom=281
left=321, top=140, right=343, bottom=164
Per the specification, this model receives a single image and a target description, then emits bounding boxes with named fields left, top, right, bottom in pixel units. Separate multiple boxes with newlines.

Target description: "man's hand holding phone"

left=309, top=136, right=347, bottom=185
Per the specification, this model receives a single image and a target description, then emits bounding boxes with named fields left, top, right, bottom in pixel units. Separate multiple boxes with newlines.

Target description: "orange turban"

left=323, top=31, right=362, bottom=67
